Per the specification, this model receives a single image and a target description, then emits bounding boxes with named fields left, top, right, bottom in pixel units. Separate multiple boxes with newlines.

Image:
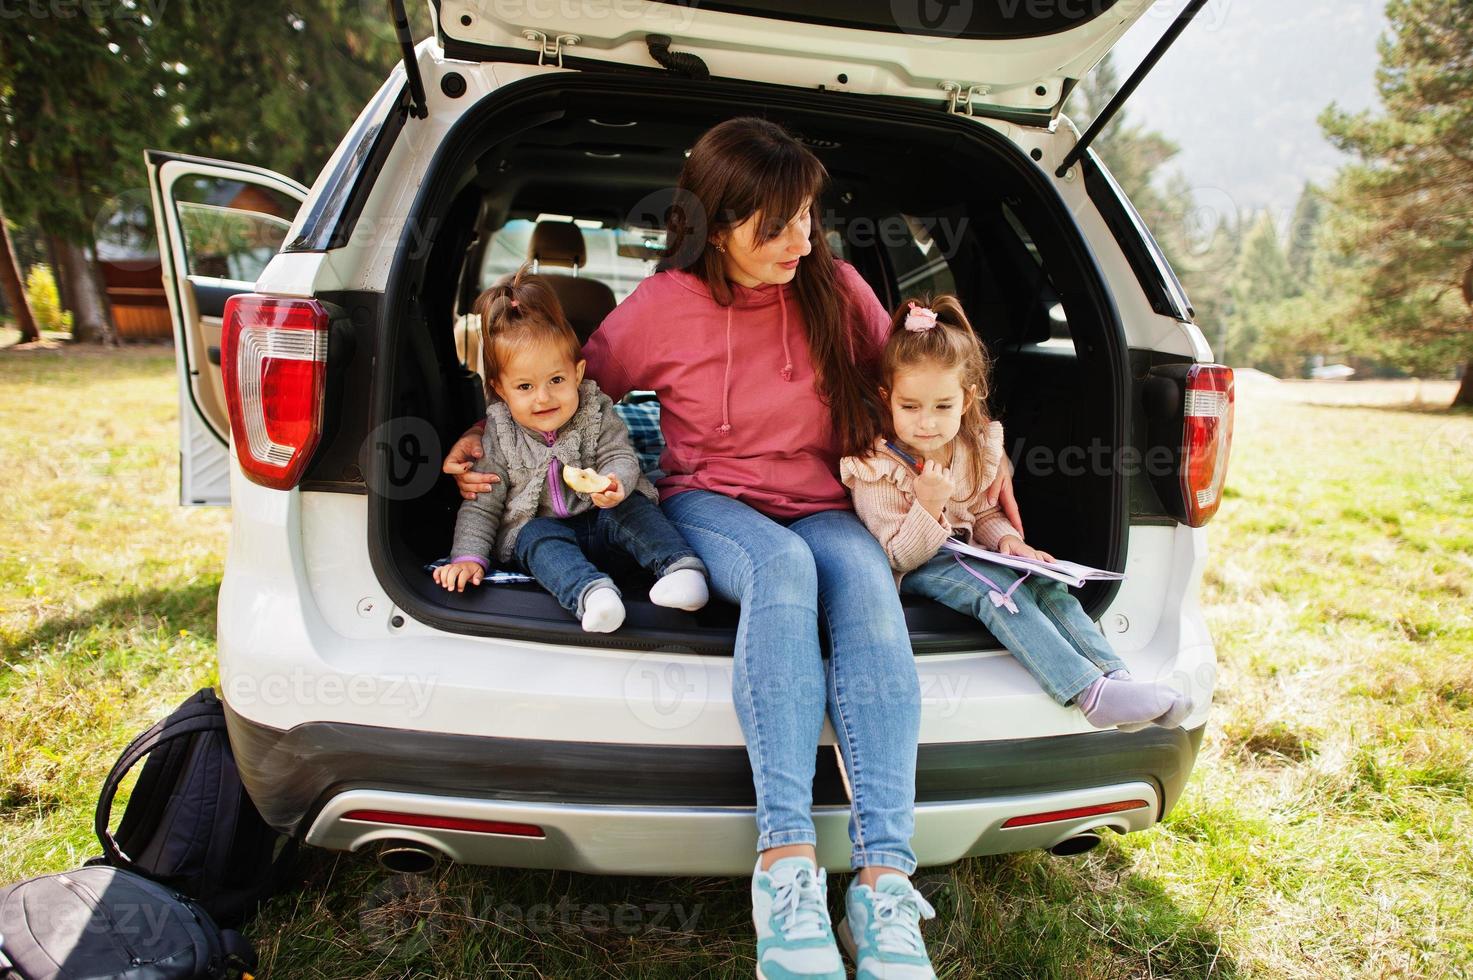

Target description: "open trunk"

left=365, top=72, right=1130, bottom=655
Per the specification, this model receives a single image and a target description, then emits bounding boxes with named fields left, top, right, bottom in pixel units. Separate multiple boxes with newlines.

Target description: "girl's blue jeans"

left=662, top=490, right=921, bottom=874
left=901, top=552, right=1127, bottom=705
left=514, top=493, right=705, bottom=619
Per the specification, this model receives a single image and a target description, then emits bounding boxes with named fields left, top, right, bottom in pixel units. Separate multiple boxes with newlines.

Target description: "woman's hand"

left=913, top=459, right=955, bottom=519
left=997, top=534, right=1054, bottom=564
left=433, top=560, right=484, bottom=592
left=444, top=426, right=501, bottom=500
left=589, top=474, right=626, bottom=509
left=985, top=456, right=1024, bottom=538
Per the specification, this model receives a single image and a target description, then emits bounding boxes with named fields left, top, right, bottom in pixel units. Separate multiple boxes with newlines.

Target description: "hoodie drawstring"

left=717, top=306, right=733, bottom=435
left=716, top=285, right=795, bottom=436
left=778, top=285, right=793, bottom=382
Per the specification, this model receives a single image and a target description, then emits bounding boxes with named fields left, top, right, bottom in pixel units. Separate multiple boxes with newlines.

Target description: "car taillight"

left=1180, top=364, right=1234, bottom=526
left=341, top=810, right=546, bottom=838
left=1001, top=798, right=1151, bottom=828
left=220, top=294, right=328, bottom=490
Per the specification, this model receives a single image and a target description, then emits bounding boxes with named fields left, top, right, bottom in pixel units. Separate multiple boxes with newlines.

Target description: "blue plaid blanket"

left=614, top=393, right=665, bottom=477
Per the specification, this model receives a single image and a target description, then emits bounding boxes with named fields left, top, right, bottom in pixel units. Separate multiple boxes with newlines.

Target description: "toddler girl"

left=435, top=267, right=709, bottom=632
left=840, top=295, right=1191, bottom=730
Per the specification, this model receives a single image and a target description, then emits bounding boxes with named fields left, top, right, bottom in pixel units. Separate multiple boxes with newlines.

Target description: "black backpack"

left=93, top=689, right=294, bottom=928
left=0, top=865, right=256, bottom=980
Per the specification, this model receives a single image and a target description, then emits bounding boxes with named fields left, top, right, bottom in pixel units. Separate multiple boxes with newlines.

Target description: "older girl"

left=841, top=295, right=1192, bottom=731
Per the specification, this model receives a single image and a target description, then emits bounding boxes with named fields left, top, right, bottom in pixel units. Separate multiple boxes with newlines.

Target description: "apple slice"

left=563, top=465, right=613, bottom=494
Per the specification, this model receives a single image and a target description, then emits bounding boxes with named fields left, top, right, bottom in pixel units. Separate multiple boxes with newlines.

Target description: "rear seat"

left=528, top=220, right=617, bottom=343
left=453, top=219, right=618, bottom=372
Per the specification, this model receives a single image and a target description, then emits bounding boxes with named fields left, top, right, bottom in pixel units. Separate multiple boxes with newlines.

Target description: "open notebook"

left=942, top=538, right=1126, bottom=589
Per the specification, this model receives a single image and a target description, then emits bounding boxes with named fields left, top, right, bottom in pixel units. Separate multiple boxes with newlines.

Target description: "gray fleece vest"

left=449, top=380, right=658, bottom=566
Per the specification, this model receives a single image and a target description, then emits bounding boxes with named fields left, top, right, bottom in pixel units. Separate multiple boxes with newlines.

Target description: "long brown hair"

left=876, top=294, right=995, bottom=498
left=470, top=262, right=581, bottom=400
left=659, top=116, right=879, bottom=454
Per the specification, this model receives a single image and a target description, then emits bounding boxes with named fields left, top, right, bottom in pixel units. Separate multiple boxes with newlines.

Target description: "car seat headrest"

left=529, top=220, right=587, bottom=269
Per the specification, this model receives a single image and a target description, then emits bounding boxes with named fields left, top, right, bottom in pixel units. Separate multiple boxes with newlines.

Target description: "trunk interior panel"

left=366, top=74, right=1130, bottom=655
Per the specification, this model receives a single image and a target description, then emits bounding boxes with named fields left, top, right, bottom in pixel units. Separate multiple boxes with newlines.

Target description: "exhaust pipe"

left=375, top=840, right=443, bottom=874
left=1048, top=832, right=1102, bottom=857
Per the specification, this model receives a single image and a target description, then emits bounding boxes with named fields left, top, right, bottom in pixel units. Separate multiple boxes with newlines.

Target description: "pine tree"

left=150, top=1, right=411, bottom=186
left=1224, top=214, right=1297, bottom=370
left=1320, top=0, right=1473, bottom=405
left=1071, top=51, right=1231, bottom=358
left=0, top=203, right=38, bottom=343
left=0, top=2, right=415, bottom=343
left=0, top=7, right=166, bottom=343
left=1285, top=184, right=1324, bottom=284
left=1071, top=53, right=1190, bottom=271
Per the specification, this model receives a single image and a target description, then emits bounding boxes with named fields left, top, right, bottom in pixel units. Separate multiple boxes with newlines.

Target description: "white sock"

left=580, top=587, right=625, bottom=633
left=648, top=568, right=709, bottom=611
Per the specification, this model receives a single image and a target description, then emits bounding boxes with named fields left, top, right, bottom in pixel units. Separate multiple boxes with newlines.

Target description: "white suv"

left=147, top=0, right=1233, bottom=877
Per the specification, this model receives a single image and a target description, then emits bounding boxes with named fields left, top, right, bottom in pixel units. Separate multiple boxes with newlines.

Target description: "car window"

left=886, top=214, right=958, bottom=299
left=481, top=219, right=667, bottom=302
left=1000, top=202, right=1070, bottom=344
left=1083, top=153, right=1193, bottom=321
left=871, top=203, right=1071, bottom=349
left=285, top=76, right=407, bottom=252
left=172, top=177, right=297, bottom=283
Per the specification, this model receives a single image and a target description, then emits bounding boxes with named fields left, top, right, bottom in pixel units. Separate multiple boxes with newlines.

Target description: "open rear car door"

left=145, top=150, right=306, bottom=505
left=430, top=0, right=1158, bottom=120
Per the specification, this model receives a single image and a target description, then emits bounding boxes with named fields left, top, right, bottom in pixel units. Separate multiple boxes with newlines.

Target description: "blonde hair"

left=470, top=262, right=581, bottom=400
left=878, top=294, right=994, bottom=497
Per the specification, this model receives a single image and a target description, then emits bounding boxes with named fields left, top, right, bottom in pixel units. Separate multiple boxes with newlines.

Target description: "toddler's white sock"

left=649, top=568, right=709, bottom=611
left=580, top=587, right=625, bottom=633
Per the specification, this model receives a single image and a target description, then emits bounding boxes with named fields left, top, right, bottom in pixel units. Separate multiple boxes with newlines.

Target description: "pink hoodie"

left=582, top=259, right=891, bottom=519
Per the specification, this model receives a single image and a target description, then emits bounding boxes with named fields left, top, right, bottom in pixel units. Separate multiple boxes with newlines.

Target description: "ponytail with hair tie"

left=469, top=261, right=581, bottom=396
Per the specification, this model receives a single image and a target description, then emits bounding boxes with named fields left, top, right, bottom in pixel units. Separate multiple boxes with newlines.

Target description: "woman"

left=446, top=117, right=1019, bottom=979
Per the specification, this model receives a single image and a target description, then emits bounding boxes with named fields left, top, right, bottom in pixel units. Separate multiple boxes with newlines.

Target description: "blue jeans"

left=902, top=553, right=1127, bottom=705
left=514, top=493, right=705, bottom=618
left=662, top=490, right=921, bottom=874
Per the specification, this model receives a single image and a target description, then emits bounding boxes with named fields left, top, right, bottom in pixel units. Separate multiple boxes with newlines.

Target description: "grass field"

left=2, top=343, right=1470, bottom=978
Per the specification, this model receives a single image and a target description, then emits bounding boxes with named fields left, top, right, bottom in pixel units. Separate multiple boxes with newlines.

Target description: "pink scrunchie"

left=904, top=302, right=938, bottom=332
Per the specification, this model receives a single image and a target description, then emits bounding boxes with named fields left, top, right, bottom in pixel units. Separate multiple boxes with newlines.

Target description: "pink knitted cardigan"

left=839, top=421, right=1017, bottom=579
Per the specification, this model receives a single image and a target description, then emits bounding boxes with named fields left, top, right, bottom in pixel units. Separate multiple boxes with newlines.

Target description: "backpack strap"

left=95, top=689, right=229, bottom=873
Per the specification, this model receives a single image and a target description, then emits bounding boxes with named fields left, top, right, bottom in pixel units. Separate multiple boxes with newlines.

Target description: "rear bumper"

left=306, top=782, right=1164, bottom=876
left=226, top=702, right=1204, bottom=871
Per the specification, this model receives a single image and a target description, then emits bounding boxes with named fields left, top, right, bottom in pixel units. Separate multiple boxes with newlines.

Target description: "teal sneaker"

left=751, top=856, right=845, bottom=980
left=836, top=873, right=938, bottom=979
